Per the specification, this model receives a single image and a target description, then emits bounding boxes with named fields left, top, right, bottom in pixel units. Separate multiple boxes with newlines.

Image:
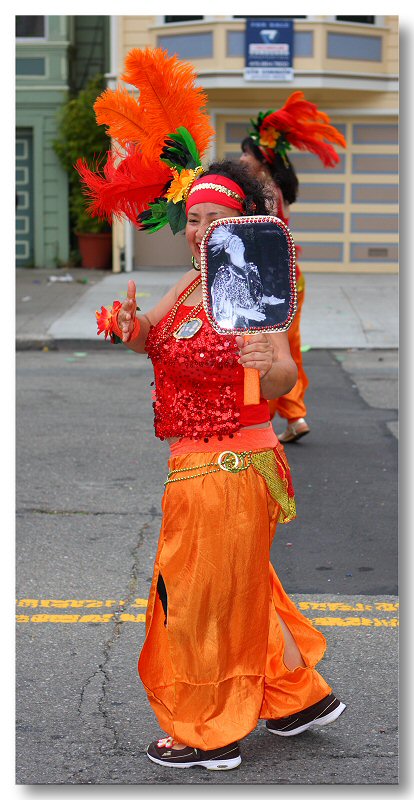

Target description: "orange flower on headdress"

left=165, top=169, right=195, bottom=204
left=259, top=128, right=280, bottom=150
left=96, top=300, right=122, bottom=342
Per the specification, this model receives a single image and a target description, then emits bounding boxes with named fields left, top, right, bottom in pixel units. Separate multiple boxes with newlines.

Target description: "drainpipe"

left=106, top=17, right=134, bottom=272
left=109, top=15, right=118, bottom=82
left=109, top=15, right=134, bottom=272
left=124, top=221, right=134, bottom=273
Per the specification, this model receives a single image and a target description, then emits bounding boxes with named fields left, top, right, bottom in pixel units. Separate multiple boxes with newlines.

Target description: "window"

left=157, top=32, right=213, bottom=59
left=164, top=16, right=203, bottom=23
left=233, top=16, right=306, bottom=19
left=335, top=16, right=375, bottom=24
left=16, top=16, right=45, bottom=38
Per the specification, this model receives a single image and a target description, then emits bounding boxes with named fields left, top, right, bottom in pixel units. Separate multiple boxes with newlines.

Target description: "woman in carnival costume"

left=77, top=48, right=345, bottom=771
left=240, top=93, right=346, bottom=443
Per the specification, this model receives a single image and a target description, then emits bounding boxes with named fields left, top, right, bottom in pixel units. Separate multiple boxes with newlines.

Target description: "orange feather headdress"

left=248, top=91, right=346, bottom=168
left=75, top=47, right=214, bottom=234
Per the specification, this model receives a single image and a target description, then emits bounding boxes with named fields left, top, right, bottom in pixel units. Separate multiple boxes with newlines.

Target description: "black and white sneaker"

left=146, top=736, right=241, bottom=770
left=266, top=692, right=346, bottom=736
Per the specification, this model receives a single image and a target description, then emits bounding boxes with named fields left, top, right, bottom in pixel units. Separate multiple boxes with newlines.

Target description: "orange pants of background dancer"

left=269, top=285, right=308, bottom=422
left=138, top=444, right=331, bottom=750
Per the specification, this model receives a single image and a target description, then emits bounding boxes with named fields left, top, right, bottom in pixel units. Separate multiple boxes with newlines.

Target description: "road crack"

left=77, top=521, right=151, bottom=755
left=16, top=508, right=130, bottom=516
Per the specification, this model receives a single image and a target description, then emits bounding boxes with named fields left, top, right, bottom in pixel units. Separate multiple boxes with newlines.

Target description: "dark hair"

left=202, top=159, right=269, bottom=216
left=241, top=137, right=299, bottom=205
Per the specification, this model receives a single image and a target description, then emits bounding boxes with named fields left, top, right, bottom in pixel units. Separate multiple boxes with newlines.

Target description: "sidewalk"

left=16, top=267, right=398, bottom=350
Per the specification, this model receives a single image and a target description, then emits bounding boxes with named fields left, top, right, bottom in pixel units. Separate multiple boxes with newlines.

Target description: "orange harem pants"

left=269, top=284, right=309, bottom=422
left=138, top=445, right=330, bottom=750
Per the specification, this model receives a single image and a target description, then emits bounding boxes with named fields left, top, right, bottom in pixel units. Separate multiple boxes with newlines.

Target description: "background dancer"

left=241, top=92, right=346, bottom=443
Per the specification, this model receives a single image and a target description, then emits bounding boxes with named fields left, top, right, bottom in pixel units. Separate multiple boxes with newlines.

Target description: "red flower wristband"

left=95, top=300, right=140, bottom=344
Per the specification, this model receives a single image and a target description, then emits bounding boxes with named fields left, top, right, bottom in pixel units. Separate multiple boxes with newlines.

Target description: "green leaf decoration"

left=176, top=127, right=200, bottom=165
left=161, top=127, right=200, bottom=171
left=162, top=157, right=182, bottom=171
left=150, top=199, right=168, bottom=220
left=145, top=219, right=168, bottom=233
left=139, top=198, right=169, bottom=233
left=276, top=136, right=291, bottom=158
left=166, top=200, right=187, bottom=235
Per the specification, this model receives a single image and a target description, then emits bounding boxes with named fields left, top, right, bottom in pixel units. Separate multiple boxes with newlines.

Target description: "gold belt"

left=164, top=448, right=296, bottom=523
left=165, top=450, right=253, bottom=485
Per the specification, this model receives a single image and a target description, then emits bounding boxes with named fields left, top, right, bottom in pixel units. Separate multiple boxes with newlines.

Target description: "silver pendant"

left=173, top=318, right=203, bottom=340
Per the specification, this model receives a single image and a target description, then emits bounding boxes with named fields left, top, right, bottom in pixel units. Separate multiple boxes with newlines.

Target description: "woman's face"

left=186, top=202, right=241, bottom=263
left=240, top=147, right=269, bottom=184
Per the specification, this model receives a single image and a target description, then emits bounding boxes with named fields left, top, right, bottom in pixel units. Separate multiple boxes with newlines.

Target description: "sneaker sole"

left=147, top=752, right=241, bottom=770
left=267, top=701, right=346, bottom=737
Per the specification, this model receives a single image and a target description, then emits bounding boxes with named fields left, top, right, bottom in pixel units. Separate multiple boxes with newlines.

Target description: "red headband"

left=186, top=174, right=246, bottom=214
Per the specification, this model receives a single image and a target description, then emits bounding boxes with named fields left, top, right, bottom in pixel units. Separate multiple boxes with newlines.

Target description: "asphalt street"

left=15, top=345, right=398, bottom=786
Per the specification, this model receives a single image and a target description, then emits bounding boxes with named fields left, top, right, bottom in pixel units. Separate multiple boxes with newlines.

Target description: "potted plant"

left=54, top=74, right=112, bottom=269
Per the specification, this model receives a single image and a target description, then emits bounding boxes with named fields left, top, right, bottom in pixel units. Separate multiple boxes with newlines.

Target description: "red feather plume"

left=262, top=91, right=346, bottom=167
left=75, top=146, right=171, bottom=224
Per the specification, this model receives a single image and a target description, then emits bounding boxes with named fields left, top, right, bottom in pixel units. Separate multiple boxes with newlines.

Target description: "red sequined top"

left=145, top=278, right=270, bottom=441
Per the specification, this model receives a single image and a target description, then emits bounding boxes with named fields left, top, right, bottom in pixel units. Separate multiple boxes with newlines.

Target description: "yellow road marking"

left=15, top=599, right=399, bottom=626
left=16, top=598, right=148, bottom=609
left=298, top=601, right=399, bottom=612
left=16, top=613, right=146, bottom=624
left=310, top=617, right=398, bottom=627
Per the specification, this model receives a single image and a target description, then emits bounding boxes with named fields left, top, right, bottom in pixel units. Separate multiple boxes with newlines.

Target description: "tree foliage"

left=54, top=75, right=111, bottom=234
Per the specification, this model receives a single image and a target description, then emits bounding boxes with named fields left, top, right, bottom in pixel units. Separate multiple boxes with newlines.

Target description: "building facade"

left=15, top=15, right=109, bottom=268
left=109, top=15, right=398, bottom=274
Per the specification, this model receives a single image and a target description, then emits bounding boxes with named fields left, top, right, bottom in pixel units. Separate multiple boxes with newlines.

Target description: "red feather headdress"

left=248, top=91, right=346, bottom=168
left=76, top=144, right=171, bottom=225
left=75, top=47, right=215, bottom=234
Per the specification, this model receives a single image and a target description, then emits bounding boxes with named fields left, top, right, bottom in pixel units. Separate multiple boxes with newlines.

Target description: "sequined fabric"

left=213, top=262, right=263, bottom=311
left=251, top=449, right=296, bottom=523
left=212, top=262, right=265, bottom=329
left=145, top=301, right=270, bottom=440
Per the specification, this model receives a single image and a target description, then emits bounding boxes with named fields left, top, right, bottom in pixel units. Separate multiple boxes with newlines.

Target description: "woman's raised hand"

left=118, top=280, right=137, bottom=342
left=225, top=237, right=246, bottom=267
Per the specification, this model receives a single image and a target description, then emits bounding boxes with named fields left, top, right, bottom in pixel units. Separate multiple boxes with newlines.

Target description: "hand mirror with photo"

left=200, top=215, right=297, bottom=404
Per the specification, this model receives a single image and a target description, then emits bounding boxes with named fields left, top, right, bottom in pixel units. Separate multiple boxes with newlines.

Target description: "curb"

left=16, top=338, right=109, bottom=352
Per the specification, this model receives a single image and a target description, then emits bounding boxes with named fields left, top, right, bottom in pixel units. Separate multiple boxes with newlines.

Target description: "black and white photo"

left=201, top=216, right=296, bottom=334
